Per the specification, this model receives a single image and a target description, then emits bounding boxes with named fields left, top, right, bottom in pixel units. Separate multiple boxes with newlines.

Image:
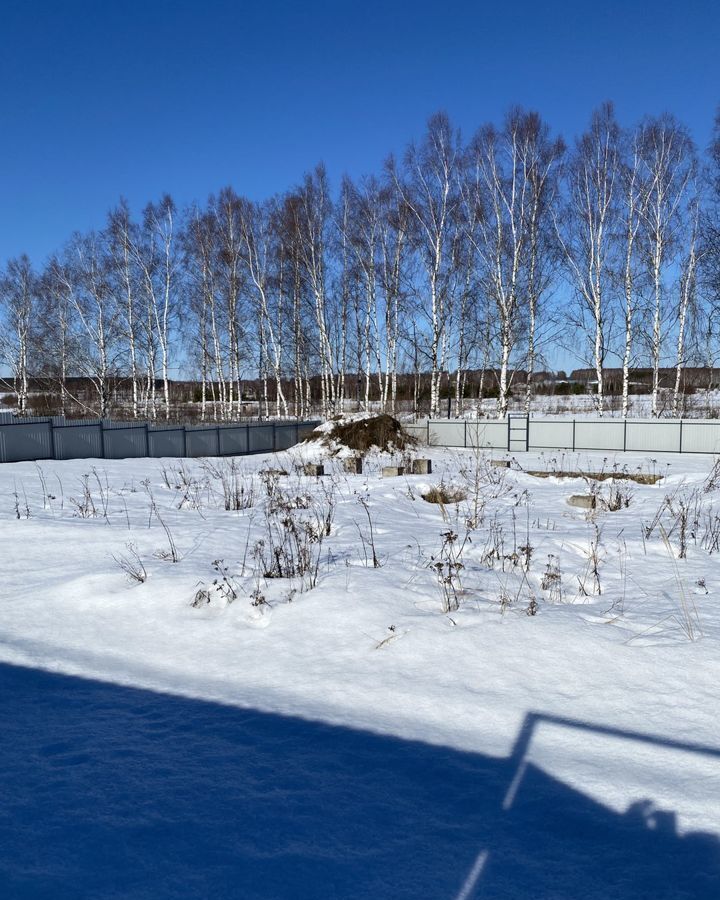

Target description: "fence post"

left=507, top=417, right=511, bottom=452
left=464, top=420, right=467, bottom=449
left=623, top=418, right=627, bottom=452
left=679, top=419, right=684, bottom=454
left=99, top=420, right=106, bottom=459
left=572, top=419, right=576, bottom=452
left=144, top=422, right=150, bottom=457
left=183, top=425, right=188, bottom=458
left=526, top=414, right=530, bottom=452
left=216, top=426, right=221, bottom=456
left=49, top=418, right=57, bottom=460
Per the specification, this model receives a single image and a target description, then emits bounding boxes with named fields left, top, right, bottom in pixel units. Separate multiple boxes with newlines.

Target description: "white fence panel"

left=404, top=423, right=429, bottom=443
left=404, top=417, right=720, bottom=455
left=625, top=420, right=679, bottom=453
left=428, top=421, right=467, bottom=447
left=529, top=420, right=574, bottom=450
left=466, top=421, right=508, bottom=449
left=573, top=420, right=625, bottom=451
left=680, top=420, right=720, bottom=454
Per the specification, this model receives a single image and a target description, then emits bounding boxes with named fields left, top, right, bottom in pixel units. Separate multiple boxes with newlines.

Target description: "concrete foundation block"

left=343, top=457, right=363, bottom=475
left=303, top=463, right=325, bottom=477
left=491, top=459, right=511, bottom=468
left=382, top=466, right=405, bottom=478
left=567, top=494, right=596, bottom=509
left=411, top=458, right=432, bottom=475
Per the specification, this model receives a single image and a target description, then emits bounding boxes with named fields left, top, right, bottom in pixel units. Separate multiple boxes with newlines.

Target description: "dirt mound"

left=312, top=414, right=416, bottom=454
left=526, top=470, right=662, bottom=485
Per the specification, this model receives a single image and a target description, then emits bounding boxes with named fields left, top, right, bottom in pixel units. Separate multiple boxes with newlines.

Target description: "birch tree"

left=557, top=103, right=620, bottom=415
left=637, top=115, right=696, bottom=417
left=38, top=256, right=76, bottom=417
left=107, top=201, right=142, bottom=417
left=467, top=110, right=541, bottom=416
left=376, top=175, right=410, bottom=414
left=288, top=167, right=336, bottom=416
left=0, top=255, right=37, bottom=414
left=672, top=193, right=699, bottom=416
left=211, top=188, right=250, bottom=419
left=699, top=109, right=720, bottom=393
left=238, top=198, right=289, bottom=416
left=340, top=175, right=384, bottom=410
left=276, top=191, right=314, bottom=417
left=618, top=127, right=644, bottom=417
left=395, top=113, right=463, bottom=417
left=63, top=232, right=119, bottom=418
left=517, top=113, right=564, bottom=413
left=142, top=196, right=177, bottom=419
left=182, top=206, right=218, bottom=421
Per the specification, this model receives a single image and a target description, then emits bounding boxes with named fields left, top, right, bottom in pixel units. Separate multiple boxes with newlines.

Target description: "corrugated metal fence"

left=0, top=414, right=320, bottom=464
left=404, top=415, right=720, bottom=455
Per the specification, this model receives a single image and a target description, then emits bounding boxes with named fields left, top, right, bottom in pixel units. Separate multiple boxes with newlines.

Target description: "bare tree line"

left=2, top=103, right=720, bottom=420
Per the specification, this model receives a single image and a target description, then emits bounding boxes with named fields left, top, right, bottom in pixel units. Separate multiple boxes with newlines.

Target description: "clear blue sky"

left=1, top=0, right=719, bottom=266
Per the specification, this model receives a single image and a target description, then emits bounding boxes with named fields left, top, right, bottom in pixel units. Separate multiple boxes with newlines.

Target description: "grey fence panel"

left=529, top=420, right=574, bottom=450
left=0, top=421, right=53, bottom=463
left=573, top=420, right=625, bottom=451
left=218, top=426, right=249, bottom=456
left=103, top=424, right=148, bottom=459
left=680, top=421, right=720, bottom=454
left=0, top=416, right=320, bottom=464
left=54, top=423, right=103, bottom=460
left=625, top=420, right=680, bottom=453
left=428, top=421, right=466, bottom=447
left=185, top=428, right=220, bottom=458
left=148, top=428, right=186, bottom=458
left=274, top=423, right=300, bottom=450
left=248, top=425, right=275, bottom=453
left=466, top=421, right=508, bottom=449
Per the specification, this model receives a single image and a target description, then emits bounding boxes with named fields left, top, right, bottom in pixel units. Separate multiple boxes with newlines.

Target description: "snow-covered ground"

left=1, top=442, right=719, bottom=898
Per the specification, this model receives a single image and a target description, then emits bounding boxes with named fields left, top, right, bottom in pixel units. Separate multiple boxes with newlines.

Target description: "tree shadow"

left=0, top=663, right=717, bottom=899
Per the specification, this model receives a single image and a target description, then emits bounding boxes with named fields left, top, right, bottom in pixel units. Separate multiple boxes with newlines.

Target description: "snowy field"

left=1, top=440, right=719, bottom=898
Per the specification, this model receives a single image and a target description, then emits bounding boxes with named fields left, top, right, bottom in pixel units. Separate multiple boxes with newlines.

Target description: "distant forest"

left=2, top=103, right=720, bottom=421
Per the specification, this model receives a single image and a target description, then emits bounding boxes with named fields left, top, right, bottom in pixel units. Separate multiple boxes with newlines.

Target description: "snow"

left=0, top=445, right=719, bottom=897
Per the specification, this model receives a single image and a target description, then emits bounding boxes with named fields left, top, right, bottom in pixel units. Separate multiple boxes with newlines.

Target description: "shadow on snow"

left=0, top=662, right=718, bottom=899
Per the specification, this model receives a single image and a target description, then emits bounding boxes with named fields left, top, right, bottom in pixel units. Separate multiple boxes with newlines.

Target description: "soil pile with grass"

left=312, top=414, right=416, bottom=454
left=422, top=483, right=467, bottom=505
left=527, top=470, right=662, bottom=485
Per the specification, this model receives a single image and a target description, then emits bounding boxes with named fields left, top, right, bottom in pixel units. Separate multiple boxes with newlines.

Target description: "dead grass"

left=526, top=470, right=662, bottom=485
left=422, top=483, right=467, bottom=505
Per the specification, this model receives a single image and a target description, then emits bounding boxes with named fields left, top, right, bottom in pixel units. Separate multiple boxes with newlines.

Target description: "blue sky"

left=1, top=0, right=719, bottom=265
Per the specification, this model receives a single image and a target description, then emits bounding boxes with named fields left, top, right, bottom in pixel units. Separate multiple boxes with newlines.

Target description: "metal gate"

left=508, top=415, right=529, bottom=453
